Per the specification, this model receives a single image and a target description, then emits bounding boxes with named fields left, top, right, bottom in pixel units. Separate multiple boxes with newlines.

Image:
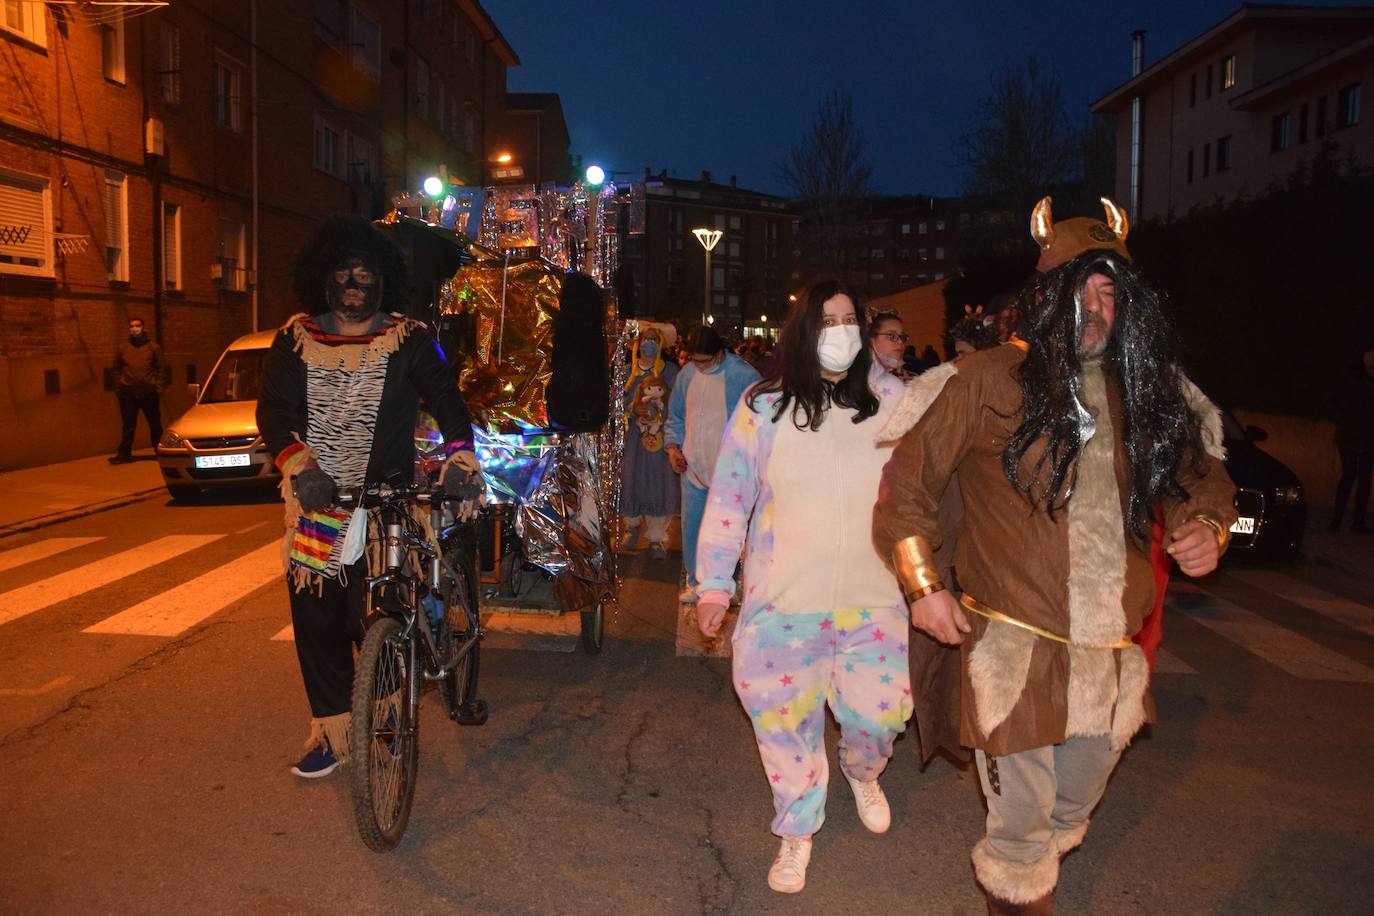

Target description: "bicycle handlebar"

left=334, top=482, right=451, bottom=509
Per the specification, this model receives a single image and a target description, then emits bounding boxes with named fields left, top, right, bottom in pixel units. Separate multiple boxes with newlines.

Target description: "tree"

left=777, top=91, right=874, bottom=272
left=955, top=57, right=1079, bottom=213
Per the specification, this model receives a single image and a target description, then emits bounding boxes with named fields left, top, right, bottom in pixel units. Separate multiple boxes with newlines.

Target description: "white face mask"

left=817, top=325, right=861, bottom=372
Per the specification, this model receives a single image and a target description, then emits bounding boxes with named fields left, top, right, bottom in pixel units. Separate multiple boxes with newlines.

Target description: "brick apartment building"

left=0, top=0, right=559, bottom=469
left=1093, top=3, right=1374, bottom=222
left=619, top=171, right=791, bottom=339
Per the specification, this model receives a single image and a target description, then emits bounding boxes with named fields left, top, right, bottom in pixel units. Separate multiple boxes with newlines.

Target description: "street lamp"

left=692, top=228, right=723, bottom=327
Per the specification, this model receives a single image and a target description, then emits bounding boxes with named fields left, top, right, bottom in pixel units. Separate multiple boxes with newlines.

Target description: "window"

left=104, top=171, right=128, bottom=282
left=414, top=58, right=429, bottom=121
left=1190, top=73, right=1197, bottom=107
left=1221, top=54, right=1236, bottom=91
left=729, top=215, right=742, bottom=230
left=1216, top=135, right=1232, bottom=172
left=900, top=223, right=910, bottom=235
left=918, top=222, right=928, bottom=234
left=712, top=267, right=724, bottom=290
left=1186, top=149, right=1194, bottom=184
left=1271, top=112, right=1292, bottom=152
left=871, top=248, right=885, bottom=259
left=351, top=7, right=381, bottom=81
left=935, top=246, right=945, bottom=260
left=1316, top=95, right=1328, bottom=138
left=1339, top=83, right=1362, bottom=128
left=727, top=240, right=740, bottom=258
left=314, top=0, right=345, bottom=47
left=313, top=114, right=344, bottom=177
left=897, top=248, right=910, bottom=261
left=218, top=219, right=246, bottom=291
left=1206, top=64, right=1213, bottom=99
left=346, top=133, right=376, bottom=183
left=1298, top=103, right=1309, bottom=143
left=1203, top=143, right=1211, bottom=177
left=0, top=0, right=46, bottom=46
left=0, top=169, right=53, bottom=277
left=213, top=53, right=243, bottom=132
left=935, top=219, right=946, bottom=231
left=918, top=247, right=928, bottom=260
left=158, top=22, right=181, bottom=105
left=101, top=19, right=125, bottom=84
left=162, top=202, right=181, bottom=290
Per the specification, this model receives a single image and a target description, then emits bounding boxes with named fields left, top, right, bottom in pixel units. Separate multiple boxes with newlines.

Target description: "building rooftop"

left=1091, top=3, right=1374, bottom=113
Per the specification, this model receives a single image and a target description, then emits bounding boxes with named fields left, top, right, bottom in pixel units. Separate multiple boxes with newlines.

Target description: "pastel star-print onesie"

left=696, top=366, right=914, bottom=837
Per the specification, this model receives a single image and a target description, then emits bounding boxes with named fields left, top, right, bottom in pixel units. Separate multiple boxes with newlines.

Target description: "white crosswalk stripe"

left=0, top=535, right=223, bottom=627
left=1225, top=568, right=1374, bottom=639
left=85, top=542, right=282, bottom=637
left=0, top=537, right=104, bottom=574
left=1168, top=584, right=1374, bottom=683
left=1152, top=647, right=1198, bottom=675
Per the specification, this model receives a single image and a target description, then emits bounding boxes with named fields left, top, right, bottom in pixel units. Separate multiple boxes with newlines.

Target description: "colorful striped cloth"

left=289, top=508, right=351, bottom=575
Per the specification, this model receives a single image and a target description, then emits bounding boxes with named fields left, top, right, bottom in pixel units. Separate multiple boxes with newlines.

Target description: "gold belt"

left=959, top=594, right=1134, bottom=650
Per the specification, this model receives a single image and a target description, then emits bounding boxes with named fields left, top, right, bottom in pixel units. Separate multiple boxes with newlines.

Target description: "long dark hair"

left=748, top=277, right=879, bottom=429
left=1002, top=252, right=1206, bottom=543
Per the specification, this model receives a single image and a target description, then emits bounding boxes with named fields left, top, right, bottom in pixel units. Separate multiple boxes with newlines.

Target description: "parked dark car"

left=1221, top=411, right=1305, bottom=559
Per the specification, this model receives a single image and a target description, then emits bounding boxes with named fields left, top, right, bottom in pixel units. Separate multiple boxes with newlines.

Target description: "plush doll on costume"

left=632, top=374, right=669, bottom=451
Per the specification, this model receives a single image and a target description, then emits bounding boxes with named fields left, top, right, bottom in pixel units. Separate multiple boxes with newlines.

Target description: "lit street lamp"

left=692, top=228, right=723, bottom=328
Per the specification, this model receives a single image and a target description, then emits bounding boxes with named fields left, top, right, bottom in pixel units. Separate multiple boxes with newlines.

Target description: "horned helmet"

left=1030, top=196, right=1132, bottom=273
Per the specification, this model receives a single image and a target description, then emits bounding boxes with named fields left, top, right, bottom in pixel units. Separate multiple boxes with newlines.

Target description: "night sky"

left=492, top=0, right=1357, bottom=197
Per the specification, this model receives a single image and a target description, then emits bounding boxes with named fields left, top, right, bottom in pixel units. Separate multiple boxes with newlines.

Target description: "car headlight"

left=159, top=429, right=187, bottom=449
left=1273, top=484, right=1303, bottom=506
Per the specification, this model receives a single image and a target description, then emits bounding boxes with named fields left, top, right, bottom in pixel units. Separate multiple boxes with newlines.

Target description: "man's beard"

left=1077, top=313, right=1110, bottom=360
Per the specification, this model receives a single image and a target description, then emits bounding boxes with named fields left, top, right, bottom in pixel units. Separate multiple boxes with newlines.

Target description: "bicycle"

left=339, top=481, right=486, bottom=852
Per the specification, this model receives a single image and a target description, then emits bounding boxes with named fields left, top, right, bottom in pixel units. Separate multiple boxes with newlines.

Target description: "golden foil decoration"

left=440, top=253, right=565, bottom=430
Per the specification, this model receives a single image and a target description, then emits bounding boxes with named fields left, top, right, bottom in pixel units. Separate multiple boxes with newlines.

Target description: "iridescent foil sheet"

left=440, top=255, right=563, bottom=430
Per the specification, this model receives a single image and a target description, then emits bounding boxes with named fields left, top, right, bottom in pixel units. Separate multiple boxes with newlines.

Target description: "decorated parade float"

left=380, top=176, right=649, bottom=653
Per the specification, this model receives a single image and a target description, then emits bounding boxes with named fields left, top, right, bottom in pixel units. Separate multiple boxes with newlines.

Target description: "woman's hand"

left=696, top=600, right=728, bottom=639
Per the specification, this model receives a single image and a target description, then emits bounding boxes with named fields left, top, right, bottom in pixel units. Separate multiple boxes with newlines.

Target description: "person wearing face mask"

left=868, top=311, right=913, bottom=382
left=692, top=278, right=912, bottom=894
left=109, top=317, right=170, bottom=464
left=256, top=216, right=481, bottom=780
left=664, top=325, right=760, bottom=604
left=619, top=323, right=680, bottom=559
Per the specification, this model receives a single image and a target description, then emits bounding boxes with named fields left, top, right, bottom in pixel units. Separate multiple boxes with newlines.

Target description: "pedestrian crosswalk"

left=0, top=531, right=1371, bottom=681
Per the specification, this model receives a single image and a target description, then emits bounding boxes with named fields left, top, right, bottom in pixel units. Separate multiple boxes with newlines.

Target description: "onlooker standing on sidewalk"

left=109, top=317, right=169, bottom=464
left=1331, top=341, right=1374, bottom=533
left=665, top=325, right=759, bottom=604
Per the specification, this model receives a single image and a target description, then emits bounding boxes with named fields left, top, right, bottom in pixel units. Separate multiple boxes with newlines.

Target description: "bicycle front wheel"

left=350, top=616, right=419, bottom=851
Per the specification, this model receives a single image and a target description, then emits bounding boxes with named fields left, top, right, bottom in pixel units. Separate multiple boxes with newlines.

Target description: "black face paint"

left=325, top=257, right=383, bottom=324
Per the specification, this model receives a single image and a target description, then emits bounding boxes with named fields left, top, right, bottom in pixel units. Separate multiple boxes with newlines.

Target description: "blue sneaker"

left=290, top=737, right=340, bottom=779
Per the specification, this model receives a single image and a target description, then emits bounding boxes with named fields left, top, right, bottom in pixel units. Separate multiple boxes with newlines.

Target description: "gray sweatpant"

left=972, top=735, right=1122, bottom=902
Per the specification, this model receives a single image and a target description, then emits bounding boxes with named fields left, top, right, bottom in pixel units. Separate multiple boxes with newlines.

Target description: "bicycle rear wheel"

left=350, top=616, right=418, bottom=851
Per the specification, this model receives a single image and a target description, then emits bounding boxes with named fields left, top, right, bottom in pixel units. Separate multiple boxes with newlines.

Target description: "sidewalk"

left=0, top=450, right=164, bottom=538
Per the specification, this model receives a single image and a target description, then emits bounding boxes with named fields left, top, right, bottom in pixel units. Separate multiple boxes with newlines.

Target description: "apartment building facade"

left=1093, top=4, right=1374, bottom=222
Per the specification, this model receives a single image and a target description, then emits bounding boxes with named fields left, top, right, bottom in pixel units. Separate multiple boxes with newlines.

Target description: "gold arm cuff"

left=1190, top=513, right=1231, bottom=555
left=892, top=535, right=944, bottom=599
left=959, top=594, right=1134, bottom=650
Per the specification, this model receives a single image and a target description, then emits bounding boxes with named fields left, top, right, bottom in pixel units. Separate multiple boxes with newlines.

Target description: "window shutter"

left=104, top=177, right=123, bottom=248
left=163, top=204, right=178, bottom=287
left=0, top=177, right=48, bottom=265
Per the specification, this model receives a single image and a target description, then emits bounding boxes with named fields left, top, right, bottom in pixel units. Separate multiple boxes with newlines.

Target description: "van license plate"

left=1230, top=517, right=1255, bottom=535
left=195, top=453, right=251, bottom=469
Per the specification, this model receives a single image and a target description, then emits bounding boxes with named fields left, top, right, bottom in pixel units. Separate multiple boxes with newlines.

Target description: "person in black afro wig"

left=291, top=215, right=411, bottom=316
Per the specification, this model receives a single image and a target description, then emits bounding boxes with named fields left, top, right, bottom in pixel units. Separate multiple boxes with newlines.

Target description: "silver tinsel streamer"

left=596, top=317, right=634, bottom=618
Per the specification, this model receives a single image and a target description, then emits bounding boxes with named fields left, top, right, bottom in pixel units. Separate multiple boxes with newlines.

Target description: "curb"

left=0, top=488, right=165, bottom=541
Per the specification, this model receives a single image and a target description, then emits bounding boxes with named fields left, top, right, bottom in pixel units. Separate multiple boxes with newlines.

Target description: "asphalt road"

left=1, top=493, right=1372, bottom=915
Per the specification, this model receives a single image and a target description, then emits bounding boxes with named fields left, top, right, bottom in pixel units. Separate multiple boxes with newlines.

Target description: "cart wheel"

left=579, top=603, right=605, bottom=655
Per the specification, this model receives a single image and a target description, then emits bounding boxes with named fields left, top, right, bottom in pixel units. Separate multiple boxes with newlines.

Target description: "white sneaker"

left=844, top=771, right=891, bottom=833
left=767, top=835, right=812, bottom=894
left=678, top=586, right=698, bottom=604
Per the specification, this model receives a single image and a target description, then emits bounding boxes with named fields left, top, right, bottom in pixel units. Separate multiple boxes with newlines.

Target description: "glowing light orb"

left=585, top=165, right=606, bottom=186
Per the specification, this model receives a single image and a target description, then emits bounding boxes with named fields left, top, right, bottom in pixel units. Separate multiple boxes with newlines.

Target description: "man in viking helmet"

left=874, top=198, right=1237, bottom=913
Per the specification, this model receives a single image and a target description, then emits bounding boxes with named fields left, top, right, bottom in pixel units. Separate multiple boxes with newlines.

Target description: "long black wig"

left=748, top=276, right=879, bottom=429
left=1002, top=251, right=1207, bottom=543
left=291, top=215, right=411, bottom=315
